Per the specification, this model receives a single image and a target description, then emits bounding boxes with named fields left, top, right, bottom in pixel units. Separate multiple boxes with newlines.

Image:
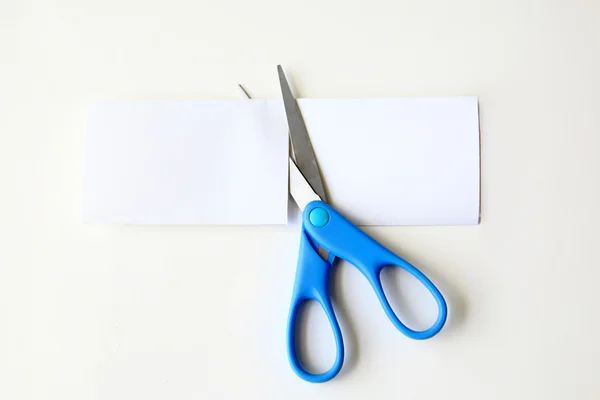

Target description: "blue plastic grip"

left=286, top=230, right=344, bottom=383
left=287, top=201, right=448, bottom=383
left=302, top=201, right=448, bottom=341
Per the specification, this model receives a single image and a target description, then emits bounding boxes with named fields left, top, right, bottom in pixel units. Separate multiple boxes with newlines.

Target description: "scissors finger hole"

left=294, top=300, right=337, bottom=374
left=380, top=266, right=439, bottom=331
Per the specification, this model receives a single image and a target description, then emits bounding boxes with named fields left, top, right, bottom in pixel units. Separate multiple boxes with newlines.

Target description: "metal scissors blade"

left=238, top=82, right=321, bottom=212
left=277, top=65, right=327, bottom=202
left=289, top=158, right=321, bottom=211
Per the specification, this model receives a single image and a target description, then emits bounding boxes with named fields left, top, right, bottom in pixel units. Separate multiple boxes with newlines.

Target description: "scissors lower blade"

left=289, top=158, right=322, bottom=211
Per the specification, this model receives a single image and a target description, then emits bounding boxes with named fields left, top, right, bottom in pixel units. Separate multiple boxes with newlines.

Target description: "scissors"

left=277, top=66, right=448, bottom=383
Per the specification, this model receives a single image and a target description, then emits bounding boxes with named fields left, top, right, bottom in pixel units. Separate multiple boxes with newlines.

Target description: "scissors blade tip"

left=237, top=84, right=251, bottom=99
left=277, top=66, right=291, bottom=88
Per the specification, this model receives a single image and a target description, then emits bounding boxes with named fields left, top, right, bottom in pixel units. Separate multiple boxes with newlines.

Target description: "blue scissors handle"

left=287, top=201, right=448, bottom=383
left=286, top=230, right=344, bottom=383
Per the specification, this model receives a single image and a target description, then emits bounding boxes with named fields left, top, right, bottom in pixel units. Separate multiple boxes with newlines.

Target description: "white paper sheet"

left=83, top=97, right=479, bottom=226
left=83, top=100, right=289, bottom=224
left=292, top=97, right=480, bottom=225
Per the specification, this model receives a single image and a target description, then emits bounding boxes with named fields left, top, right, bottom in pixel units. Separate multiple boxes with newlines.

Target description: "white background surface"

left=1, top=0, right=599, bottom=399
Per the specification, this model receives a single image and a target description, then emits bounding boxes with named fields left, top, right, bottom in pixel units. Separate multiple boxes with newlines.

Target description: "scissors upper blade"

left=277, top=65, right=327, bottom=202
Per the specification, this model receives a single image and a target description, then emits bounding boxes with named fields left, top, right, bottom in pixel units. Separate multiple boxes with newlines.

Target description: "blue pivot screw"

left=309, top=207, right=330, bottom=227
